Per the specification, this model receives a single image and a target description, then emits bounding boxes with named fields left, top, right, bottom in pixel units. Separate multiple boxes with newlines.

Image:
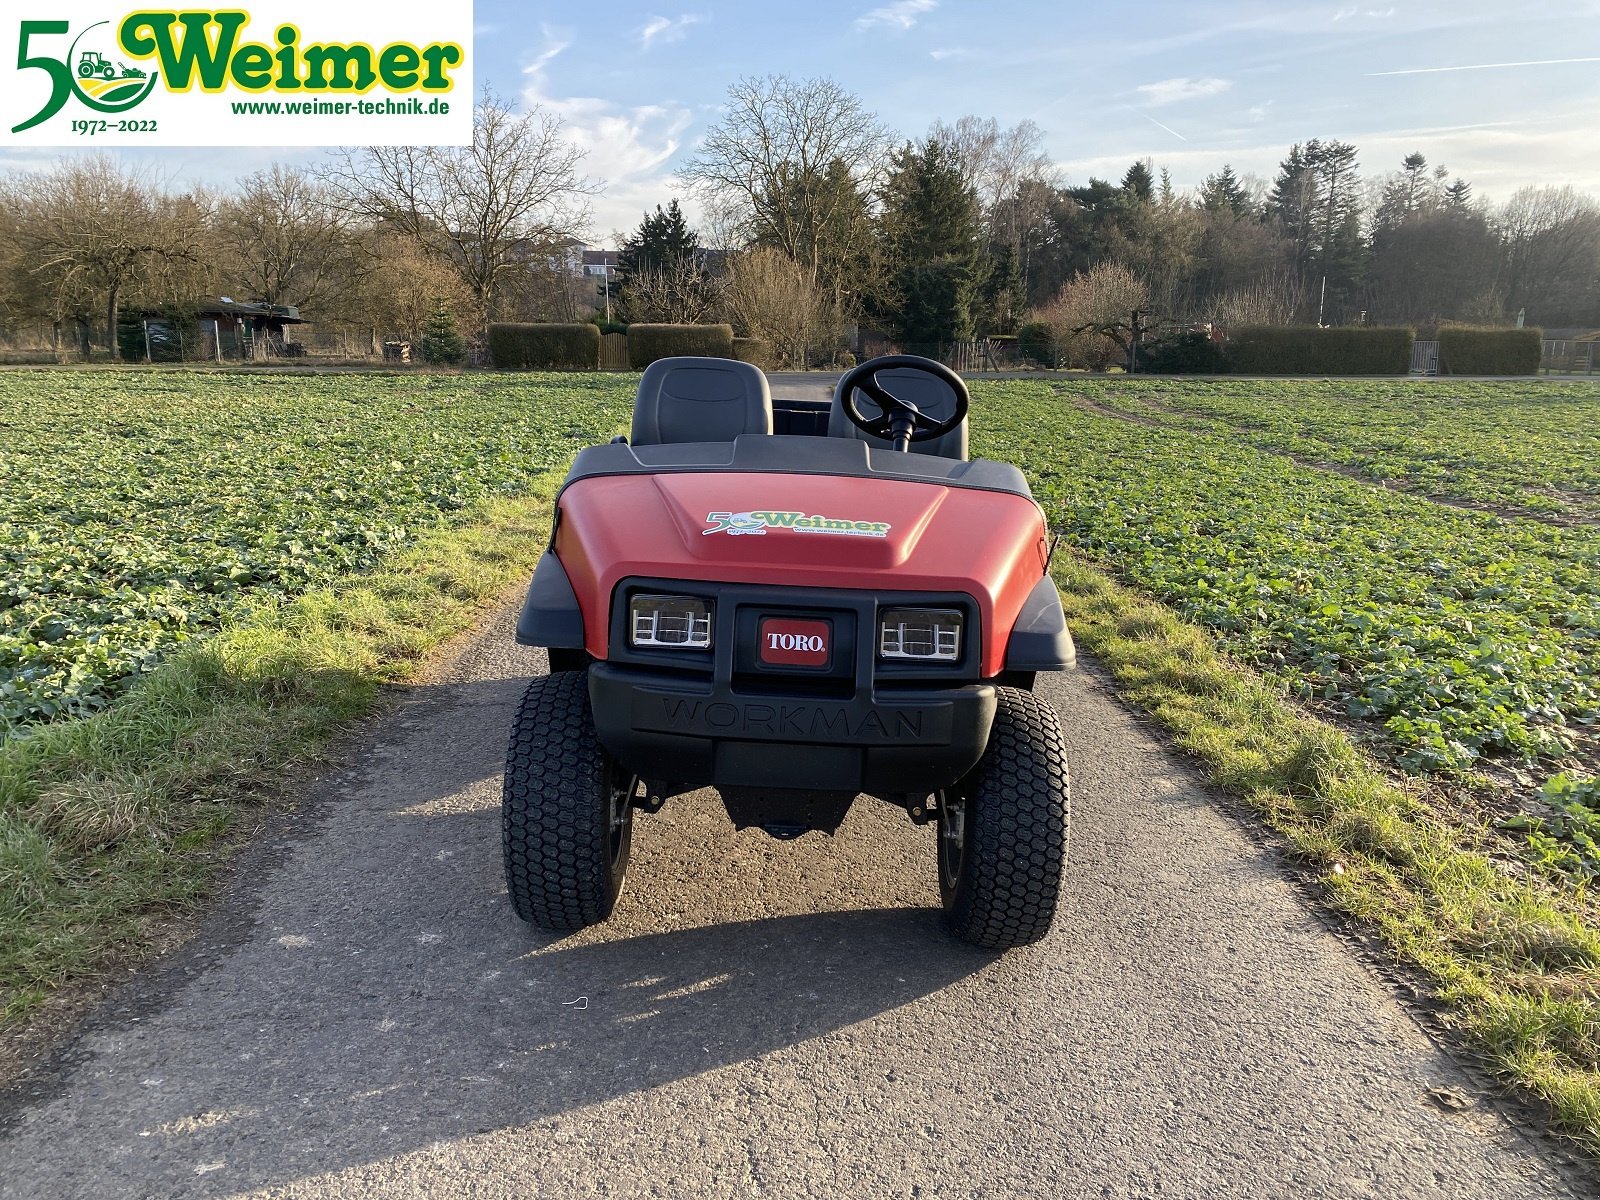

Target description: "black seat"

left=631, top=357, right=773, bottom=446
left=827, top=367, right=969, bottom=460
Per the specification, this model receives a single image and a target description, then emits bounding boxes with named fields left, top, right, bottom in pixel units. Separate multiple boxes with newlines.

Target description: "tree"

left=1035, top=261, right=1149, bottom=370
left=875, top=139, right=987, bottom=346
left=723, top=246, right=839, bottom=368
left=615, top=201, right=720, bottom=323
left=10, top=156, right=206, bottom=359
left=1495, top=186, right=1600, bottom=326
left=420, top=299, right=467, bottom=364
left=1121, top=160, right=1155, bottom=203
left=1268, top=140, right=1365, bottom=320
left=678, top=75, right=887, bottom=308
left=217, top=165, right=364, bottom=312
left=1199, top=165, right=1254, bottom=218
left=331, top=90, right=591, bottom=331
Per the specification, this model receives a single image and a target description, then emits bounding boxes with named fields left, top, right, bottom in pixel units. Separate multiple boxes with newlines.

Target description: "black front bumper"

left=589, top=664, right=996, bottom=796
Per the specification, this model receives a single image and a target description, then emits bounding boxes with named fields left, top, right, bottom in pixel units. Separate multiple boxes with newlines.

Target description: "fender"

left=515, top=550, right=585, bottom=648
left=1004, top=574, right=1076, bottom=671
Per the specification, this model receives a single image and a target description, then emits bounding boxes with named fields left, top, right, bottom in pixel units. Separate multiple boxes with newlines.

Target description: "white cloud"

left=1135, top=77, right=1233, bottom=107
left=854, top=0, right=937, bottom=33
left=1334, top=6, right=1396, bottom=20
left=1247, top=101, right=1274, bottom=121
left=522, top=27, right=697, bottom=239
left=636, top=14, right=705, bottom=51
left=929, top=47, right=967, bottom=61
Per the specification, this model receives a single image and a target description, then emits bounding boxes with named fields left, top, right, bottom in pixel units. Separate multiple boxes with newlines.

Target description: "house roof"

left=204, top=299, right=305, bottom=324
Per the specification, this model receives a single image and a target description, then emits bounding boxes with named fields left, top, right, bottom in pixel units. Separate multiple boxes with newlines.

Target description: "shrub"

left=732, top=337, right=771, bottom=369
left=1016, top=321, right=1056, bottom=368
left=1224, top=326, right=1412, bottom=375
left=487, top=322, right=600, bottom=370
left=1438, top=326, right=1542, bottom=376
left=420, top=300, right=468, bottom=365
left=1141, top=330, right=1226, bottom=374
left=627, top=323, right=734, bottom=369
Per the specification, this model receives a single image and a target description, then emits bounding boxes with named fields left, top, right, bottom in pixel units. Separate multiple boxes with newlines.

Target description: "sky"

left=7, top=0, right=1600, bottom=244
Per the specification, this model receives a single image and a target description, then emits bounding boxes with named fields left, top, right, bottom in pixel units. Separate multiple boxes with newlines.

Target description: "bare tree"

left=11, top=156, right=206, bottom=359
left=329, top=90, right=592, bottom=331
left=217, top=165, right=365, bottom=312
left=621, top=259, right=726, bottom=325
left=1036, top=261, right=1149, bottom=369
left=723, top=246, right=840, bottom=368
left=678, top=75, right=888, bottom=306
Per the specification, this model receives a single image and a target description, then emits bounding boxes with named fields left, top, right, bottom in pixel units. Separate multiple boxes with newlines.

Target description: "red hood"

left=555, top=470, right=1048, bottom=676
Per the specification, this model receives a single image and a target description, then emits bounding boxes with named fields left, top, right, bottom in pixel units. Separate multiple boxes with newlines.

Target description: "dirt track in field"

left=1, top=596, right=1590, bottom=1199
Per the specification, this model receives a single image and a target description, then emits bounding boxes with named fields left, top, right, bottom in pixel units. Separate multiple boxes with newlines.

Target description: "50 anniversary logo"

left=3, top=3, right=472, bottom=146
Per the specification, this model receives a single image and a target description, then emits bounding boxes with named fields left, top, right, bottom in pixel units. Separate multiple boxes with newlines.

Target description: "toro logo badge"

left=759, top=618, right=831, bottom=668
left=2, top=3, right=471, bottom=146
left=704, top=510, right=892, bottom=538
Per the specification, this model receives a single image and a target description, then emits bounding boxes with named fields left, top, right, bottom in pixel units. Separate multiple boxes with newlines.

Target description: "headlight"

left=630, top=594, right=713, bottom=649
left=879, top=607, right=962, bottom=662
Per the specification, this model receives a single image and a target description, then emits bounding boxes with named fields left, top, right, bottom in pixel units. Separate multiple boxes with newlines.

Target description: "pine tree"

left=1199, top=164, right=1253, bottom=218
left=420, top=299, right=467, bottom=365
left=1444, top=179, right=1473, bottom=209
left=875, top=138, right=987, bottom=346
left=1121, top=160, right=1155, bottom=203
left=616, top=199, right=699, bottom=282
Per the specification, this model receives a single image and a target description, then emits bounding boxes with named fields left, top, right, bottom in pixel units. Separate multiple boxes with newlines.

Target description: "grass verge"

left=1052, top=552, right=1600, bottom=1146
left=0, top=486, right=557, bottom=1025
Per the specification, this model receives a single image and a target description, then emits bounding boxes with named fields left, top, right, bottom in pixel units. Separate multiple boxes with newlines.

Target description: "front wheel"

left=503, top=671, right=634, bottom=931
left=938, top=686, right=1070, bottom=949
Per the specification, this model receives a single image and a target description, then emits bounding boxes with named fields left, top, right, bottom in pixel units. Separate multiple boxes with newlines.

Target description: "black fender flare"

left=515, top=550, right=585, bottom=648
left=1004, top=574, right=1076, bottom=671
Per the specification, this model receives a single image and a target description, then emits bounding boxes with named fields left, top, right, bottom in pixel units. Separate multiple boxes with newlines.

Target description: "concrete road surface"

left=0, top=601, right=1588, bottom=1199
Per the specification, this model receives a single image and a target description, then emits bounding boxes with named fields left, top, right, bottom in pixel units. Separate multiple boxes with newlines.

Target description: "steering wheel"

left=837, top=355, right=970, bottom=453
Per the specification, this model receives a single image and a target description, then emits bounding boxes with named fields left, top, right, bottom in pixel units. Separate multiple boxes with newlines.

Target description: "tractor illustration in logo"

left=76, top=51, right=147, bottom=82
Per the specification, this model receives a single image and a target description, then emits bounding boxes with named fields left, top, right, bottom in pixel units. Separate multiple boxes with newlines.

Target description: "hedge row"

left=732, top=337, right=771, bottom=369
left=487, top=323, right=599, bottom=370
left=627, top=324, right=735, bottom=369
left=1438, top=326, right=1542, bottom=376
left=1224, top=326, right=1414, bottom=375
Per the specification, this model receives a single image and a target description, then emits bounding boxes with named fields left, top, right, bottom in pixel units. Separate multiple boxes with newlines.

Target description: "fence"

left=1542, top=340, right=1598, bottom=374
left=1410, top=340, right=1440, bottom=375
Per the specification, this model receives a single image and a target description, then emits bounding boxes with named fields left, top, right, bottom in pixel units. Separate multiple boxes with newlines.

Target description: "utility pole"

left=1317, top=276, right=1328, bottom=327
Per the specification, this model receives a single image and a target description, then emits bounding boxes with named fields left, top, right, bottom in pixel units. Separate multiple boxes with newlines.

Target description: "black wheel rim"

left=938, top=789, right=967, bottom=890
left=608, top=768, right=636, bottom=872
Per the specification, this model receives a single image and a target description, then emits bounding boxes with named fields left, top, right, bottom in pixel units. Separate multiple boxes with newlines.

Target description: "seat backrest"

left=631, top=357, right=773, bottom=446
left=827, top=367, right=969, bottom=460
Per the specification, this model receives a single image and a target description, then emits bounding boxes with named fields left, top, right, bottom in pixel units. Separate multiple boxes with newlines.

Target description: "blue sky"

left=12, top=0, right=1600, bottom=242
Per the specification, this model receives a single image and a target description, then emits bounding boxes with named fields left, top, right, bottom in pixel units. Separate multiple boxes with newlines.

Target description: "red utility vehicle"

left=504, top=355, right=1074, bottom=948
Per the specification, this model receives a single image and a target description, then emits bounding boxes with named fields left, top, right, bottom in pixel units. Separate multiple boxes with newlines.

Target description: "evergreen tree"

left=616, top=199, right=698, bottom=281
left=420, top=298, right=467, bottom=364
left=1444, top=179, right=1473, bottom=209
left=1268, top=139, right=1364, bottom=317
left=1120, top=160, right=1155, bottom=203
left=875, top=138, right=987, bottom=346
left=1199, top=165, right=1253, bottom=218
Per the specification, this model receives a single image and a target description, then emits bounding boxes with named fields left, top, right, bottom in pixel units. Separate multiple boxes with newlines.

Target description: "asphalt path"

left=0, top=600, right=1588, bottom=1199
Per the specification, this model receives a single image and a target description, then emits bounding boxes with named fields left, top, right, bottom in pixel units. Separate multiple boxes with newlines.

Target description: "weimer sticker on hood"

left=703, top=510, right=892, bottom=538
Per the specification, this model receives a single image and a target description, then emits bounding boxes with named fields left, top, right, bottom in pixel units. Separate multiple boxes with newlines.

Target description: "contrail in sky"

left=1138, top=112, right=1189, bottom=142
left=1368, top=56, right=1600, bottom=76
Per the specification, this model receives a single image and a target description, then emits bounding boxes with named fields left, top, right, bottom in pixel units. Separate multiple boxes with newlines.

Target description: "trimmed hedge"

left=487, top=323, right=600, bottom=370
left=1438, top=326, right=1542, bottom=376
left=627, top=324, right=735, bottom=369
left=732, top=337, right=771, bottom=369
left=1224, top=326, right=1413, bottom=375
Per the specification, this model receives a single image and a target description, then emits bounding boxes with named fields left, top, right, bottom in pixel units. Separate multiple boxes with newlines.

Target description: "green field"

left=0, top=371, right=630, bottom=731
left=972, top=380, right=1600, bottom=778
left=1077, top=378, right=1600, bottom=522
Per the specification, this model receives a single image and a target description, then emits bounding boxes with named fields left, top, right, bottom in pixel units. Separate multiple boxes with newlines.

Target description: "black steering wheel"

left=837, top=355, right=970, bottom=453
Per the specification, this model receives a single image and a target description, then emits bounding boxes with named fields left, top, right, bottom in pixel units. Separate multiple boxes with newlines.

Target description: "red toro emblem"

left=758, top=617, right=830, bottom=667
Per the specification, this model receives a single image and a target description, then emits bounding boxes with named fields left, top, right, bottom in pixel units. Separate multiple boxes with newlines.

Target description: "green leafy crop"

left=0, top=370, right=631, bottom=732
